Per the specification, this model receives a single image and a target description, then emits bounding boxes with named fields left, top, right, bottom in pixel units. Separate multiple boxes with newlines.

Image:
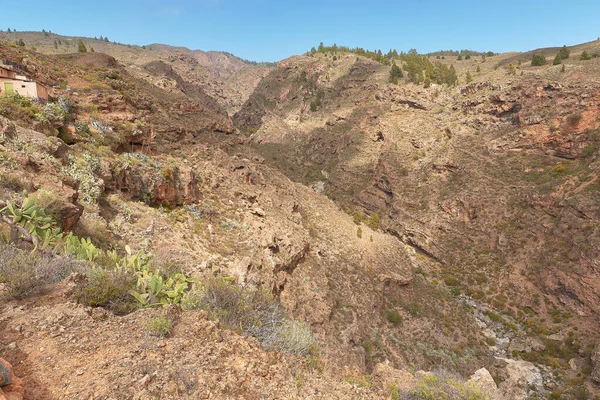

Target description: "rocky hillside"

left=0, top=31, right=273, bottom=115
left=232, top=40, right=600, bottom=398
left=1, top=34, right=600, bottom=399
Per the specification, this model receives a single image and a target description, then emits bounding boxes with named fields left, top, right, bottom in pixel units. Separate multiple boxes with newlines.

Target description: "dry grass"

left=182, top=276, right=316, bottom=355
left=0, top=242, right=85, bottom=300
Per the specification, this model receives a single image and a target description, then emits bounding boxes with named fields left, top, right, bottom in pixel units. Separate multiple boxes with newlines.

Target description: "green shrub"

left=406, top=370, right=488, bottom=400
left=386, top=309, right=403, bottom=325
left=1, top=197, right=63, bottom=250
left=583, top=144, right=596, bottom=156
left=0, top=93, right=40, bottom=127
left=568, top=113, right=582, bottom=126
left=366, top=213, right=381, bottom=230
left=76, top=266, right=138, bottom=314
left=405, top=300, right=422, bottom=316
left=444, top=276, right=461, bottom=287
left=146, top=315, right=172, bottom=337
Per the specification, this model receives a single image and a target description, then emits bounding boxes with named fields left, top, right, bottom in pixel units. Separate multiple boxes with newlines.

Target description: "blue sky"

left=2, top=1, right=599, bottom=61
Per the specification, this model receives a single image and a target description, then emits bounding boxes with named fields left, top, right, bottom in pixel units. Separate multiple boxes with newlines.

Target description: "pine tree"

left=389, top=60, right=403, bottom=84
left=16, top=39, right=25, bottom=47
left=558, top=45, right=570, bottom=60
left=466, top=71, right=473, bottom=83
left=561, top=64, right=566, bottom=73
left=476, top=65, right=481, bottom=73
left=531, top=54, right=547, bottom=66
left=580, top=51, right=591, bottom=61
left=553, top=53, right=562, bottom=65
left=77, top=40, right=87, bottom=53
left=7, top=28, right=11, bottom=33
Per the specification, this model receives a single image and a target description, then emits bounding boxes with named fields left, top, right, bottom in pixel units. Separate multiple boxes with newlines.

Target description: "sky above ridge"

left=2, top=0, right=599, bottom=61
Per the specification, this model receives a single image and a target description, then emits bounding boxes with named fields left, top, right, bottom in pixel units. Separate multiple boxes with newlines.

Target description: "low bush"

left=0, top=242, right=83, bottom=300
left=76, top=266, right=138, bottom=314
left=146, top=315, right=173, bottom=337
left=182, top=276, right=316, bottom=355
left=0, top=93, right=40, bottom=127
left=404, top=370, right=488, bottom=399
left=386, top=309, right=403, bottom=325
left=0, top=174, right=25, bottom=193
left=567, top=113, right=582, bottom=126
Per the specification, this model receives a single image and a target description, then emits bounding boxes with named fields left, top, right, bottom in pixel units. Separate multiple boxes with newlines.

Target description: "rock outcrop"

left=0, top=359, right=23, bottom=400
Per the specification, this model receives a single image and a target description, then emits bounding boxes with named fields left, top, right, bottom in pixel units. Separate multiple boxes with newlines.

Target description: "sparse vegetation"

left=386, top=309, right=403, bottom=325
left=567, top=113, right=582, bottom=126
left=76, top=266, right=138, bottom=314
left=146, top=315, right=173, bottom=337
left=61, top=153, right=103, bottom=204
left=404, top=370, right=488, bottom=399
left=182, top=276, right=316, bottom=355
left=0, top=242, right=83, bottom=300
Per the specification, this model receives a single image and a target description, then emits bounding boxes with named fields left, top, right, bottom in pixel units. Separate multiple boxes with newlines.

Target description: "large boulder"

left=371, top=360, right=415, bottom=392
left=497, top=358, right=543, bottom=400
left=467, top=368, right=502, bottom=399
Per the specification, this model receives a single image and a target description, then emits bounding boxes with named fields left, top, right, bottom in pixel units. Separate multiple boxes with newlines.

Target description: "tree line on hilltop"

left=309, top=43, right=460, bottom=87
